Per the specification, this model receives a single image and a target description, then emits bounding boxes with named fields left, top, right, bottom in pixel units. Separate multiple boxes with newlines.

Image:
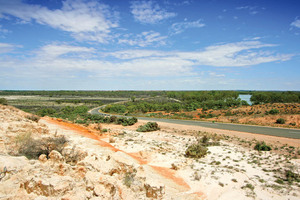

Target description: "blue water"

left=239, top=94, right=252, bottom=105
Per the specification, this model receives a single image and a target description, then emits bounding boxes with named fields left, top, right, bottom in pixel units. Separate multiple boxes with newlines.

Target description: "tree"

left=131, top=96, right=136, bottom=102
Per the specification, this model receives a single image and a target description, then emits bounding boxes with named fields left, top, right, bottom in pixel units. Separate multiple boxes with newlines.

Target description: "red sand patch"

left=150, top=165, right=190, bottom=190
left=42, top=117, right=197, bottom=194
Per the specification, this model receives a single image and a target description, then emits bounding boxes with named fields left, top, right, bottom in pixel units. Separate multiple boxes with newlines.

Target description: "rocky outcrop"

left=21, top=176, right=74, bottom=197
left=0, top=105, right=192, bottom=199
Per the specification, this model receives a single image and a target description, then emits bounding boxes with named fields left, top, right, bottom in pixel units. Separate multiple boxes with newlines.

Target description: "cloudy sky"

left=0, top=0, right=299, bottom=90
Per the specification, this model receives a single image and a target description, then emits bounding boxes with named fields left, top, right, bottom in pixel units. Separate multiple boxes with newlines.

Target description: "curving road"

left=89, top=107, right=300, bottom=139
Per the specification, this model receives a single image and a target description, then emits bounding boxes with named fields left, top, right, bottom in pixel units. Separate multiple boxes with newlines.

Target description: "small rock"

left=49, top=150, right=64, bottom=163
left=144, top=183, right=165, bottom=198
left=38, top=154, right=47, bottom=163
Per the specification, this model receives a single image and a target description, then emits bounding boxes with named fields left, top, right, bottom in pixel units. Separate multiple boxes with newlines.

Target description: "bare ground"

left=1, top=105, right=300, bottom=199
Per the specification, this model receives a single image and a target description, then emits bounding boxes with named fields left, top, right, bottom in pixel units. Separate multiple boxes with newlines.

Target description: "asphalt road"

left=89, top=107, right=300, bottom=139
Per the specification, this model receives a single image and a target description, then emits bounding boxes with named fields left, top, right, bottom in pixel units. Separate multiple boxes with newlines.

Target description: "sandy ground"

left=115, top=119, right=300, bottom=148
left=41, top=117, right=300, bottom=200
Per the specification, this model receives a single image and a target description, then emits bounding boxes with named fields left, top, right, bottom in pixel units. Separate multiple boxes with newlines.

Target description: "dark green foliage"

left=254, top=141, right=272, bottom=151
left=115, top=117, right=137, bottom=126
left=101, top=91, right=244, bottom=114
left=185, top=144, right=208, bottom=158
left=285, top=170, right=300, bottom=183
left=276, top=118, right=285, bottom=124
left=37, top=108, right=57, bottom=117
left=250, top=91, right=300, bottom=104
left=75, top=119, right=86, bottom=124
left=136, top=122, right=160, bottom=132
left=103, top=104, right=126, bottom=114
left=241, top=100, right=249, bottom=106
left=0, top=98, right=8, bottom=105
left=266, top=109, right=279, bottom=115
left=275, top=178, right=284, bottom=184
left=241, top=183, right=255, bottom=191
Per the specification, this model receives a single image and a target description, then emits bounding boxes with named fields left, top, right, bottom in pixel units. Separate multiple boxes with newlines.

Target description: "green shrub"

left=242, top=183, right=254, bottom=191
left=285, top=170, right=300, bottom=183
left=276, top=118, right=285, bottom=124
left=275, top=178, right=284, bottom=184
left=268, top=109, right=279, bottom=115
left=225, top=111, right=233, bottom=116
left=254, top=141, right=272, bottom=151
left=0, top=98, right=8, bottom=105
left=136, top=122, right=160, bottom=132
left=75, top=119, right=86, bottom=124
left=37, top=108, right=57, bottom=117
left=185, top=144, right=208, bottom=158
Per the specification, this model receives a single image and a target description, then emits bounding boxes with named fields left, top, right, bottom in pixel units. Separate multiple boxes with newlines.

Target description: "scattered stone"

left=48, top=150, right=64, bottom=163
left=38, top=154, right=47, bottom=163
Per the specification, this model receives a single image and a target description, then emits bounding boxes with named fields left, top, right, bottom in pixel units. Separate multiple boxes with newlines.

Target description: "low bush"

left=0, top=98, right=8, bottom=105
left=197, top=134, right=220, bottom=147
left=254, top=141, right=272, bottom=151
left=268, top=109, right=280, bottom=115
left=225, top=111, right=233, bottom=116
left=115, top=117, right=137, bottom=126
left=26, top=115, right=40, bottom=122
left=276, top=118, right=285, bottom=124
left=16, top=133, right=67, bottom=159
left=185, top=143, right=208, bottom=158
left=136, top=122, right=160, bottom=132
left=241, top=183, right=255, bottom=191
left=285, top=170, right=300, bottom=183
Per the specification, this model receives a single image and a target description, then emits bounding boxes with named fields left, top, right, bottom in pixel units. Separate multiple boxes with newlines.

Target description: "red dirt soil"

left=42, top=117, right=195, bottom=194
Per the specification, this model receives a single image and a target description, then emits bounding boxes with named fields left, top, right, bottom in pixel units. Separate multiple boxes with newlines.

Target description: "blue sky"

left=0, top=0, right=299, bottom=90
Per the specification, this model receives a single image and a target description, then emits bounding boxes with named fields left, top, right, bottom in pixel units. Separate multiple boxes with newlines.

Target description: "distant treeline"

left=1, top=90, right=299, bottom=104
left=0, top=90, right=166, bottom=98
left=102, top=91, right=300, bottom=114
left=103, top=91, right=247, bottom=114
left=250, top=91, right=300, bottom=104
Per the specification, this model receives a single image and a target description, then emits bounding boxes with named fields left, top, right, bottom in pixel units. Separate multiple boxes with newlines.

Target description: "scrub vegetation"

left=1, top=90, right=299, bottom=128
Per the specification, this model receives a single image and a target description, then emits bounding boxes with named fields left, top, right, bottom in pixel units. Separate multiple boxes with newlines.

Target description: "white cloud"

left=118, top=31, right=167, bottom=47
left=0, top=0, right=118, bottom=42
left=236, top=6, right=259, bottom=15
left=106, top=49, right=167, bottom=59
left=171, top=19, right=205, bottom=35
left=0, top=43, right=21, bottom=54
left=0, top=40, right=292, bottom=84
left=36, top=44, right=94, bottom=59
left=111, top=40, right=292, bottom=67
left=177, top=41, right=291, bottom=67
left=130, top=0, right=176, bottom=24
left=291, top=19, right=300, bottom=28
left=209, top=72, right=225, bottom=77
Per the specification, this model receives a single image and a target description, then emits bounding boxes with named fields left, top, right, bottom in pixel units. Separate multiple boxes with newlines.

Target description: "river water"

left=238, top=94, right=252, bottom=105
